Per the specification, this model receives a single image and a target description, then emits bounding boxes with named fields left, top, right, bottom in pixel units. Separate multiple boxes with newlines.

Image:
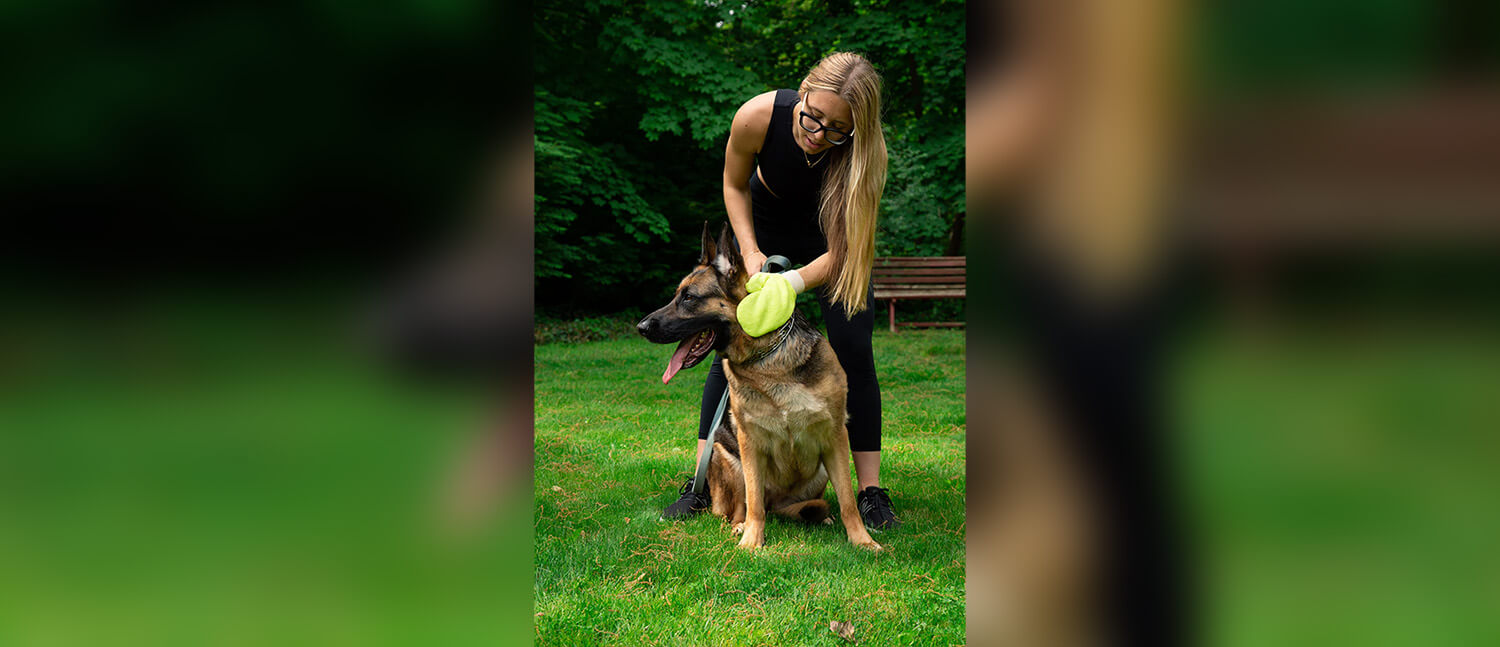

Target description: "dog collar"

left=742, top=318, right=797, bottom=365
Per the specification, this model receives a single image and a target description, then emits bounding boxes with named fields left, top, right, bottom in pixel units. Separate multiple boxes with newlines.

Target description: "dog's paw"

left=737, top=530, right=765, bottom=549
left=732, top=522, right=745, bottom=535
left=854, top=538, right=883, bottom=552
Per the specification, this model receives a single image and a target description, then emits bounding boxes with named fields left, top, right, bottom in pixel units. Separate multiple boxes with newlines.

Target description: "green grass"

left=533, top=329, right=967, bottom=646
left=9, top=291, right=1496, bottom=646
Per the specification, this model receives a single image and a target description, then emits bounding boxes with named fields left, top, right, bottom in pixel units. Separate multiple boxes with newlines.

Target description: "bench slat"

left=874, top=256, right=967, bottom=263
left=874, top=290, right=967, bottom=299
left=873, top=268, right=969, bottom=277
left=873, top=276, right=967, bottom=285
left=876, top=261, right=966, bottom=268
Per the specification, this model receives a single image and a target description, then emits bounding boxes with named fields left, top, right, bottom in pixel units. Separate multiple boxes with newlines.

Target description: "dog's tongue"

left=662, top=337, right=695, bottom=384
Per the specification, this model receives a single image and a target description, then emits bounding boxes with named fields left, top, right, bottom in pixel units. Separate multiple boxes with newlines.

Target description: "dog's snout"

left=636, top=316, right=656, bottom=338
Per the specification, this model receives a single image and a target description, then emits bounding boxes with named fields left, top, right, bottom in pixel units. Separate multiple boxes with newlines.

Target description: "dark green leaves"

left=536, top=0, right=965, bottom=310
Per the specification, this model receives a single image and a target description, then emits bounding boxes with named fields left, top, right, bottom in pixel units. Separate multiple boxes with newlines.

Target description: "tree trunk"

left=944, top=212, right=966, bottom=256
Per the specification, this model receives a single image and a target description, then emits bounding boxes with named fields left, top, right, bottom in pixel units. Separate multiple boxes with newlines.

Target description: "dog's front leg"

left=736, top=430, right=767, bottom=549
left=824, top=435, right=881, bottom=551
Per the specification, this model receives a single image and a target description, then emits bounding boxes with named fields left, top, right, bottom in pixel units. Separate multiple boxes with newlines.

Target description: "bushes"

left=534, top=312, right=644, bottom=345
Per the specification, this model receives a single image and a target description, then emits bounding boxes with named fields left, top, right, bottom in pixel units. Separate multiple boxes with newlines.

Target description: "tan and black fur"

left=637, top=224, right=880, bottom=550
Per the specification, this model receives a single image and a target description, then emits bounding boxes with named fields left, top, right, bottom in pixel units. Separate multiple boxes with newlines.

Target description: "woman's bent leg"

left=818, top=290, right=881, bottom=453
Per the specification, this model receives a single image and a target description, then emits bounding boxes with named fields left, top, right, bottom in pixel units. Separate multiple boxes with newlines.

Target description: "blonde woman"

left=663, top=52, right=898, bottom=530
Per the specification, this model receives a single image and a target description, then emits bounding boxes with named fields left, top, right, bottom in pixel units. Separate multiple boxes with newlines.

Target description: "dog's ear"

left=697, top=222, right=717, bottom=266
left=715, top=223, right=743, bottom=277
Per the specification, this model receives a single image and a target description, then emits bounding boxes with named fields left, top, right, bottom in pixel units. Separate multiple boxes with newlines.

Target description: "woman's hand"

left=742, top=248, right=768, bottom=277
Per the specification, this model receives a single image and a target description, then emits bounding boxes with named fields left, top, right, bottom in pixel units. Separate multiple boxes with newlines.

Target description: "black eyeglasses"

left=798, top=110, right=853, bottom=145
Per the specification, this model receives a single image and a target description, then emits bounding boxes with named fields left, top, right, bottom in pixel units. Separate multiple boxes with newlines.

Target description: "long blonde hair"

left=801, top=52, right=886, bottom=315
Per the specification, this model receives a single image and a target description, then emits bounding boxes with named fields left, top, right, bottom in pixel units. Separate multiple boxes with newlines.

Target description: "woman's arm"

left=723, top=92, right=776, bottom=275
left=791, top=251, right=835, bottom=291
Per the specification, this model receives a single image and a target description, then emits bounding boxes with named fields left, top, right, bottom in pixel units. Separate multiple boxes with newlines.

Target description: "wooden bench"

left=872, top=256, right=966, bottom=332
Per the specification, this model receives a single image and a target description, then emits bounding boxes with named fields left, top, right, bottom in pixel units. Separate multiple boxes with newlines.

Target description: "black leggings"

left=697, top=285, right=882, bottom=452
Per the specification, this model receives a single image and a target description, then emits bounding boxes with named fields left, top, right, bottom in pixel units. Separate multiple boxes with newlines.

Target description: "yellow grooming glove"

left=737, top=272, right=796, bottom=337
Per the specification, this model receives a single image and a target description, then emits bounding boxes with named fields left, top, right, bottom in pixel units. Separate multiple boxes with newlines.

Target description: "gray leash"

left=691, top=254, right=790, bottom=494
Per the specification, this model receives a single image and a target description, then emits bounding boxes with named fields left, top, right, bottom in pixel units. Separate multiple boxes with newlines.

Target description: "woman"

left=663, top=51, right=898, bottom=530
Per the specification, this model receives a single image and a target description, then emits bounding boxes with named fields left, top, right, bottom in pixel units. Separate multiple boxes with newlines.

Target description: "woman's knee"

left=818, top=307, right=875, bottom=371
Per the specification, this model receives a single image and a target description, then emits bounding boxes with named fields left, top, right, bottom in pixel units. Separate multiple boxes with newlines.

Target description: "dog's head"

left=636, top=223, right=749, bottom=384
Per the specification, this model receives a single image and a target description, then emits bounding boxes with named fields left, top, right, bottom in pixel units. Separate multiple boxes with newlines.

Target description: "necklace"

left=802, top=146, right=827, bottom=168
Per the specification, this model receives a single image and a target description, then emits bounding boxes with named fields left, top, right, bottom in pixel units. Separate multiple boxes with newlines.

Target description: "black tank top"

left=749, top=89, right=836, bottom=260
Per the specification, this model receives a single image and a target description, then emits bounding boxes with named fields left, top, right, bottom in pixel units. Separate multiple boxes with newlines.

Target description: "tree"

left=535, top=0, right=965, bottom=311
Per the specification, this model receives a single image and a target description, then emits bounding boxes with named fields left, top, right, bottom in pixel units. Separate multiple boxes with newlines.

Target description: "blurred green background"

left=1176, top=0, right=1500, bottom=644
left=2, top=0, right=531, bottom=644
left=0, top=296, right=529, bottom=645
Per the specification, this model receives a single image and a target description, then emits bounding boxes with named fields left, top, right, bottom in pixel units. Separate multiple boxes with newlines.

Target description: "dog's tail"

left=772, top=498, right=830, bottom=524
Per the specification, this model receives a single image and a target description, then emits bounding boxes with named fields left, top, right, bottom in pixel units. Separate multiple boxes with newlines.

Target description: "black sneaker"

left=857, top=486, right=900, bottom=531
left=662, top=478, right=711, bottom=519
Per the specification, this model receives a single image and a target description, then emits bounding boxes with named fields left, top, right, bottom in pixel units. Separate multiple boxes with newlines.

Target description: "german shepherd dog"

left=636, top=224, right=880, bottom=551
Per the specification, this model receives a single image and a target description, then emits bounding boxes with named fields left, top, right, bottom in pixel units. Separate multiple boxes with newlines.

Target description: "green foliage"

left=535, top=0, right=966, bottom=312
left=878, top=131, right=962, bottom=256
left=534, top=311, right=645, bottom=344
left=535, top=89, right=672, bottom=283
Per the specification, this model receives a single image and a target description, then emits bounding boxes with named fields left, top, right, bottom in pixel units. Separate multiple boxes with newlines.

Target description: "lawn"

left=533, top=329, right=968, bottom=646
left=7, top=292, right=1495, bottom=646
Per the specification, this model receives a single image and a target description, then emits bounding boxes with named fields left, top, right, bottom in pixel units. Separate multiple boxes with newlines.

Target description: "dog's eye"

left=680, top=293, right=695, bottom=303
